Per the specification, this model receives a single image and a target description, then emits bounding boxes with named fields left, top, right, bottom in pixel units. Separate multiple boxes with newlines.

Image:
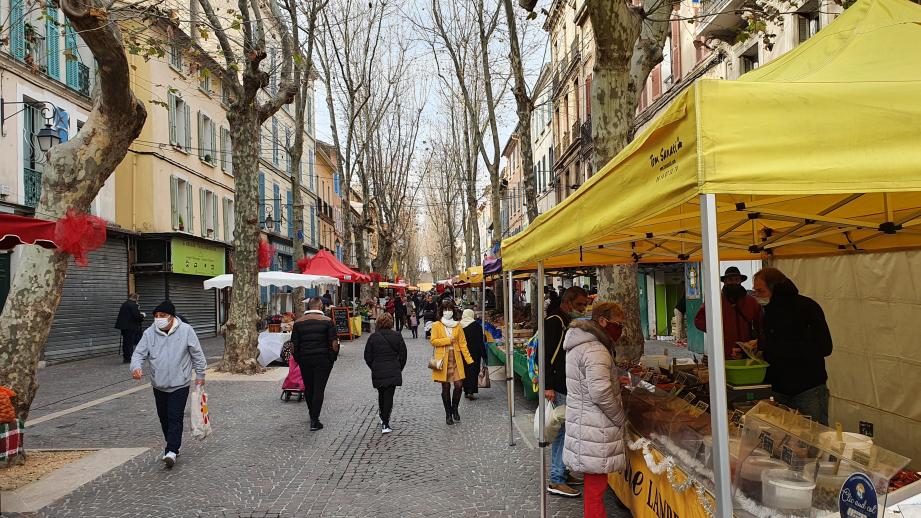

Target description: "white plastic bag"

left=533, top=400, right=555, bottom=441
left=190, top=384, right=212, bottom=439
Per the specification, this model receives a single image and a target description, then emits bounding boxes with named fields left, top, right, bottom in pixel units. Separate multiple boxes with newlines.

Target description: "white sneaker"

left=162, top=451, right=177, bottom=469
left=381, top=423, right=392, bottom=434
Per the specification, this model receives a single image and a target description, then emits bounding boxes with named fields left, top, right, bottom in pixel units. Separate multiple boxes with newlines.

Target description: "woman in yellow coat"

left=430, top=300, right=473, bottom=425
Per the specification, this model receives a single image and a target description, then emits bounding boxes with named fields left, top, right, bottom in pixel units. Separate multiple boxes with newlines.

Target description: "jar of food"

left=761, top=468, right=816, bottom=515
left=739, top=457, right=786, bottom=501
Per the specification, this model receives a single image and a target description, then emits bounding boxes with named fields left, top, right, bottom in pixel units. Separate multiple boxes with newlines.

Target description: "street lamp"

left=1, top=98, right=61, bottom=151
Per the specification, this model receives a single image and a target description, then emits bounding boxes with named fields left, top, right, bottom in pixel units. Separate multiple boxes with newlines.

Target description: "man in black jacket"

left=292, top=297, right=339, bottom=431
left=753, top=267, right=833, bottom=425
left=545, top=286, right=589, bottom=498
left=114, top=293, right=145, bottom=363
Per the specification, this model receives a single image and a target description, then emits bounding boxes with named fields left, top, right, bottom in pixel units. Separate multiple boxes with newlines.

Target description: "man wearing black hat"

left=694, top=266, right=763, bottom=360
left=130, top=300, right=207, bottom=469
left=114, top=293, right=145, bottom=363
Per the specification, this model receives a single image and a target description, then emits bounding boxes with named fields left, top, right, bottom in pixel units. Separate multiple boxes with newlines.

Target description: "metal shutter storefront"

left=167, top=274, right=216, bottom=338
left=45, top=236, right=128, bottom=363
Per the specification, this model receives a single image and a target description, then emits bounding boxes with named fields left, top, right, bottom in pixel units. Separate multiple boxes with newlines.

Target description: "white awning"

left=203, top=271, right=340, bottom=290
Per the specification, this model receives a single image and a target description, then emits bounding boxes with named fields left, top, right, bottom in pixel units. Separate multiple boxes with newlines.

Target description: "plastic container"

left=739, top=456, right=786, bottom=500
left=725, top=359, right=769, bottom=385
left=762, top=468, right=816, bottom=515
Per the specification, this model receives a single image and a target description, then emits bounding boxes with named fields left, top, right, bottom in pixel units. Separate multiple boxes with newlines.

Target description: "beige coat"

left=429, top=321, right=473, bottom=382
left=563, top=319, right=626, bottom=475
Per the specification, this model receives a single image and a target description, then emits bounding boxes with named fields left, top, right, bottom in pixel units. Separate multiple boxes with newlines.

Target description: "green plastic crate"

left=725, top=359, right=769, bottom=385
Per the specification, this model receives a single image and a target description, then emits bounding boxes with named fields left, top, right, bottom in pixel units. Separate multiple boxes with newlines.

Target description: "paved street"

left=11, top=332, right=630, bottom=518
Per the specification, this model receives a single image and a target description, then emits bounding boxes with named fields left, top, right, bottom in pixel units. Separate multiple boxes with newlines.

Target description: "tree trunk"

left=289, top=74, right=309, bottom=316
left=587, top=0, right=671, bottom=362
left=220, top=106, right=264, bottom=374
left=0, top=0, right=146, bottom=425
left=502, top=0, right=538, bottom=223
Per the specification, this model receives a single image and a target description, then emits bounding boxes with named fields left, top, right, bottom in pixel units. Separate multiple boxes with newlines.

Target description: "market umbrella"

left=0, top=214, right=58, bottom=250
left=203, top=271, right=340, bottom=290
left=300, top=249, right=370, bottom=282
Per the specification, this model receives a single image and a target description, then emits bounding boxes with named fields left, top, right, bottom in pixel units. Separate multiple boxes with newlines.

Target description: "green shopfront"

left=133, top=236, right=227, bottom=338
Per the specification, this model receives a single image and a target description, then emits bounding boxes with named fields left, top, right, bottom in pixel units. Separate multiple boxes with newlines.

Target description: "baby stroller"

left=280, top=350, right=305, bottom=402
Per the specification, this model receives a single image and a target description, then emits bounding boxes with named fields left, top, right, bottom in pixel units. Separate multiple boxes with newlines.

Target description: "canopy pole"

left=700, top=193, right=733, bottom=517
left=537, top=260, right=548, bottom=518
left=505, top=270, right=515, bottom=447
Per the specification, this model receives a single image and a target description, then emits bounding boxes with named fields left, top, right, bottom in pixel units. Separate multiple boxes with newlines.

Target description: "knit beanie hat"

left=153, top=300, right=176, bottom=316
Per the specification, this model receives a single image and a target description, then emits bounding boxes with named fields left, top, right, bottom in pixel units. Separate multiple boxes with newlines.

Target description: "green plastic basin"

left=725, top=359, right=769, bottom=385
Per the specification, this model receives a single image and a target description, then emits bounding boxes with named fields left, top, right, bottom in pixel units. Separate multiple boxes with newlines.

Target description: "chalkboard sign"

left=331, top=307, right=352, bottom=340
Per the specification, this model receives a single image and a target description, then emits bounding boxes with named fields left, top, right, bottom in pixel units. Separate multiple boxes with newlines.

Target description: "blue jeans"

left=550, top=393, right=567, bottom=484
left=774, top=384, right=829, bottom=426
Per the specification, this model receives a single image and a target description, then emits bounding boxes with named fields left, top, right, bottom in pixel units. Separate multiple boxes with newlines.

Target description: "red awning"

left=300, top=249, right=370, bottom=283
left=0, top=214, right=58, bottom=250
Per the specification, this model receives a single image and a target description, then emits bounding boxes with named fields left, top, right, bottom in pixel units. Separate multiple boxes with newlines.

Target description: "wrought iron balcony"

left=569, top=120, right=581, bottom=150
left=24, top=167, right=42, bottom=207
left=581, top=116, right=592, bottom=144
left=77, top=63, right=91, bottom=96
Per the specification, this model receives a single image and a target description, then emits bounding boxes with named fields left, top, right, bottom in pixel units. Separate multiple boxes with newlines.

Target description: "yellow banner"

left=608, top=439, right=714, bottom=518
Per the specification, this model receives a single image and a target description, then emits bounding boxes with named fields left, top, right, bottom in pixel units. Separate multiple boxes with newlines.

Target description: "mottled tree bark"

left=0, top=0, right=146, bottom=427
left=587, top=0, right=672, bottom=360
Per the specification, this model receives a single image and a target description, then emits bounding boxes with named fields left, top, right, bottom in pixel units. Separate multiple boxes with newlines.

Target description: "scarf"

left=441, top=317, right=458, bottom=329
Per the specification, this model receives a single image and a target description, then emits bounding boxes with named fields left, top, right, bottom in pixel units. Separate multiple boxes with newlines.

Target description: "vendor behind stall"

left=694, top=266, right=763, bottom=359
left=753, top=267, right=833, bottom=425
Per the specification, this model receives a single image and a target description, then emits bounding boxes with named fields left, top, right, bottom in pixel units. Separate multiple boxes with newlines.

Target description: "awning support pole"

left=537, top=260, right=548, bottom=518
left=700, top=193, right=733, bottom=517
left=506, top=270, right=516, bottom=446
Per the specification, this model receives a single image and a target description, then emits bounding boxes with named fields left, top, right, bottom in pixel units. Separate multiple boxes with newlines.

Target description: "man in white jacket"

left=130, top=300, right=207, bottom=469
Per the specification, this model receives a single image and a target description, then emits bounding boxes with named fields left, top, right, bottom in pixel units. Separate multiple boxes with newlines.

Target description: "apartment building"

left=315, top=140, right=343, bottom=259
left=531, top=66, right=556, bottom=215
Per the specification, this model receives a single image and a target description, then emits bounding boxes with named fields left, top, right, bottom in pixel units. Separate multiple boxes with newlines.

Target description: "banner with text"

left=172, top=238, right=226, bottom=277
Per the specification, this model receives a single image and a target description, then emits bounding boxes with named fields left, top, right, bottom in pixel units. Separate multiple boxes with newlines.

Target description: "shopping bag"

left=190, top=384, right=212, bottom=439
left=533, top=400, right=555, bottom=440
left=547, top=404, right=566, bottom=442
left=478, top=364, right=491, bottom=388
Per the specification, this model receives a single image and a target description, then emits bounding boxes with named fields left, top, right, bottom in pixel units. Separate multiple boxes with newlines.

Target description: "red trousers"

left=583, top=473, right=608, bottom=518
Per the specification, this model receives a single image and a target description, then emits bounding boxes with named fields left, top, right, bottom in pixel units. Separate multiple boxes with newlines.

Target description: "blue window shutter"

left=259, top=172, right=266, bottom=225
left=64, top=24, right=78, bottom=87
left=10, top=0, right=25, bottom=60
left=45, top=3, right=59, bottom=79
left=310, top=205, right=316, bottom=245
left=286, top=189, right=293, bottom=237
left=334, top=173, right=340, bottom=196
left=273, top=184, right=280, bottom=232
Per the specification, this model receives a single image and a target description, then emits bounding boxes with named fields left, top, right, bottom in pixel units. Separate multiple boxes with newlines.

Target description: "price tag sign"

left=851, top=448, right=871, bottom=467
left=760, top=431, right=774, bottom=454
left=781, top=445, right=795, bottom=466
left=730, top=410, right=745, bottom=426
left=695, top=401, right=709, bottom=414
left=683, top=393, right=696, bottom=403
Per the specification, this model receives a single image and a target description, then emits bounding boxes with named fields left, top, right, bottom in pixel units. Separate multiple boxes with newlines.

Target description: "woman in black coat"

left=460, top=309, right=486, bottom=400
left=364, top=313, right=408, bottom=434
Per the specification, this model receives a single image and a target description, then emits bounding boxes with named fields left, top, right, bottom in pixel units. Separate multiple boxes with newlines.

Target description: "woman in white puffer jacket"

left=562, top=301, right=627, bottom=518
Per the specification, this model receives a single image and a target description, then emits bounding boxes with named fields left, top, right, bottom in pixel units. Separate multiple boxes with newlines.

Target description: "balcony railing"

left=581, top=116, right=592, bottom=145
left=24, top=167, right=42, bottom=207
left=77, top=63, right=91, bottom=96
left=569, top=121, right=581, bottom=150
left=561, top=130, right=571, bottom=152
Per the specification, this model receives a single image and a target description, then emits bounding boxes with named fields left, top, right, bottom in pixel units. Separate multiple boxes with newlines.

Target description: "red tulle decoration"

left=296, top=256, right=311, bottom=273
left=54, top=209, right=107, bottom=267
left=258, top=239, right=276, bottom=269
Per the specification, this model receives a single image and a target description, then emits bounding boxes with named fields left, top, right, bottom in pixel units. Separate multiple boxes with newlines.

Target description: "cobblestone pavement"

left=11, top=333, right=629, bottom=518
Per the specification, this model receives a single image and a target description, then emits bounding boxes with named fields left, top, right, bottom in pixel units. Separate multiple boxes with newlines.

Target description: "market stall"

left=499, top=0, right=921, bottom=515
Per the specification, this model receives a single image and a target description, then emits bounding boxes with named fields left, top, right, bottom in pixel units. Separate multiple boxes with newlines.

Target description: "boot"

left=451, top=404, right=461, bottom=423
left=441, top=393, right=454, bottom=425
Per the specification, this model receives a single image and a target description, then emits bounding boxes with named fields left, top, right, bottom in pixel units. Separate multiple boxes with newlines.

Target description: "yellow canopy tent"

left=500, top=0, right=921, bottom=514
left=458, top=266, right=484, bottom=284
left=502, top=0, right=921, bottom=272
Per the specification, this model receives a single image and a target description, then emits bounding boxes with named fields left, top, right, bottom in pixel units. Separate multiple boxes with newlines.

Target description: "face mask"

left=155, top=317, right=171, bottom=330
left=604, top=322, right=623, bottom=342
left=442, top=311, right=453, bottom=319
left=722, top=284, right=747, bottom=303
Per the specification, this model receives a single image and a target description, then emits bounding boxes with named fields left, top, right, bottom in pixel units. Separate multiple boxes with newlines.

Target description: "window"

left=661, top=37, right=673, bottom=90
left=199, top=188, right=218, bottom=239
left=223, top=197, right=235, bottom=243
left=259, top=172, right=266, bottom=225
left=221, top=82, right=232, bottom=106
left=309, top=203, right=317, bottom=246
left=170, top=176, right=194, bottom=232
left=306, top=145, right=315, bottom=192
left=272, top=117, right=279, bottom=166
left=285, top=127, right=292, bottom=175
left=286, top=189, right=293, bottom=237
left=200, top=71, right=211, bottom=94
left=198, top=112, right=216, bottom=165
left=307, top=96, right=313, bottom=135
left=168, top=92, right=191, bottom=152
left=220, top=127, right=232, bottom=174
left=740, top=45, right=759, bottom=75
left=273, top=183, right=281, bottom=233
left=333, top=173, right=340, bottom=196
left=797, top=11, right=821, bottom=44
left=170, top=42, right=182, bottom=70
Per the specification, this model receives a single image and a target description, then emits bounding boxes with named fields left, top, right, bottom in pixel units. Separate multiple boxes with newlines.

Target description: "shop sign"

left=172, top=238, right=226, bottom=276
left=610, top=442, right=714, bottom=518
left=269, top=239, right=294, bottom=256
left=838, top=473, right=878, bottom=518
left=685, top=263, right=701, bottom=300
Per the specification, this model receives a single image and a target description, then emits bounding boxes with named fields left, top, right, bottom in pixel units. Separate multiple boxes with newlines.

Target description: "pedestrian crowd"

left=121, top=265, right=830, bottom=518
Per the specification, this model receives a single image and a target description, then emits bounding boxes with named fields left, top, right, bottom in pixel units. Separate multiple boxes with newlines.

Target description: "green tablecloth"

left=486, top=342, right=537, bottom=400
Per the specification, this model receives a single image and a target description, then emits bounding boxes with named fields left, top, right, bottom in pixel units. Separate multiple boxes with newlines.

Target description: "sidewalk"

left=12, top=332, right=628, bottom=517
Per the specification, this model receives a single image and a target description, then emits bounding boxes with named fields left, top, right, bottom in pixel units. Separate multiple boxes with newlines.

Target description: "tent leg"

left=700, top=193, right=733, bottom=517
left=537, top=261, right=548, bottom=518
left=505, top=270, right=515, bottom=447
